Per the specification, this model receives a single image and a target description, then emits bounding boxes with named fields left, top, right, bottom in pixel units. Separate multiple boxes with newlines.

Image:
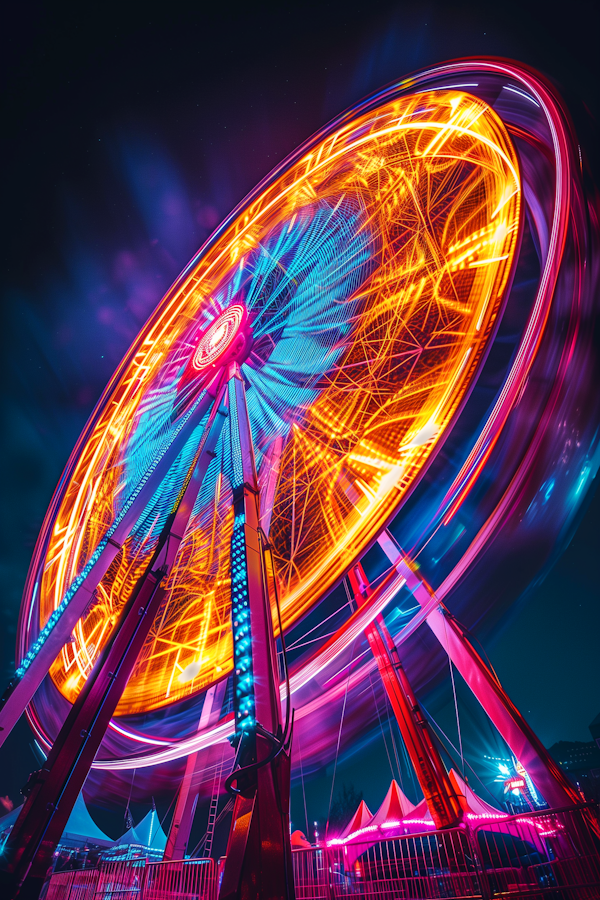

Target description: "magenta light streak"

left=22, top=57, right=598, bottom=790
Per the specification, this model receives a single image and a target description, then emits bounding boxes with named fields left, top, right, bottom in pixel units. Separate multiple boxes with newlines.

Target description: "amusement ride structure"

left=0, top=58, right=599, bottom=899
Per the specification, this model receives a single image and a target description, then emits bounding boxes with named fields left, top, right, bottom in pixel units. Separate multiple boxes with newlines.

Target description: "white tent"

left=449, top=769, right=505, bottom=819
left=113, top=822, right=142, bottom=848
left=0, top=794, right=113, bottom=851
left=340, top=799, right=373, bottom=839
left=112, top=806, right=167, bottom=855
left=401, top=770, right=506, bottom=832
left=134, top=808, right=167, bottom=852
left=61, top=793, right=114, bottom=848
left=368, top=779, right=415, bottom=827
left=399, top=797, right=434, bottom=828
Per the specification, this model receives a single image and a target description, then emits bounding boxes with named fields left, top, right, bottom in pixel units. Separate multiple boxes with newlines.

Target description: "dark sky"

left=1, top=0, right=599, bottom=822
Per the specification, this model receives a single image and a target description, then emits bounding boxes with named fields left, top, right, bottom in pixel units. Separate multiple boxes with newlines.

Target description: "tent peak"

left=370, top=779, right=416, bottom=827
left=340, top=799, right=374, bottom=839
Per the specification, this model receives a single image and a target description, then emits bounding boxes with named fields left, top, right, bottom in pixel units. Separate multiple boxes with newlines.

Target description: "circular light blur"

left=192, top=304, right=245, bottom=372
left=22, top=87, right=520, bottom=716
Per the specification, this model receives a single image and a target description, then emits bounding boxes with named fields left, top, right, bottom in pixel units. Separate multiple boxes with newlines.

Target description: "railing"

left=45, top=805, right=600, bottom=900
left=93, top=857, right=147, bottom=900
left=298, top=806, right=600, bottom=899
left=292, top=847, right=330, bottom=900
left=320, top=828, right=482, bottom=899
left=47, top=868, right=100, bottom=900
left=144, top=857, right=217, bottom=900
left=46, top=858, right=215, bottom=900
left=473, top=804, right=600, bottom=898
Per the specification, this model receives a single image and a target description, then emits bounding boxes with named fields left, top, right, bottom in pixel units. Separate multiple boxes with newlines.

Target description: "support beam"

left=258, top=435, right=284, bottom=536
left=164, top=680, right=227, bottom=861
left=219, top=368, right=294, bottom=900
left=349, top=564, right=462, bottom=830
left=0, top=384, right=229, bottom=900
left=377, top=530, right=582, bottom=811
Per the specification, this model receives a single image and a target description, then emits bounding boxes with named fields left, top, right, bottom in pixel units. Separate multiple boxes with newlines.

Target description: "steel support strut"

left=163, top=681, right=227, bottom=861
left=349, top=563, right=462, bottom=829
left=377, top=530, right=583, bottom=810
left=0, top=379, right=229, bottom=900
left=219, top=367, right=294, bottom=900
left=0, top=371, right=224, bottom=753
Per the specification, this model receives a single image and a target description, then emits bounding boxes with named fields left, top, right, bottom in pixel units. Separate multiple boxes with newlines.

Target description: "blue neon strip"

left=231, top=512, right=255, bottom=735
left=228, top=381, right=244, bottom=491
left=15, top=391, right=208, bottom=681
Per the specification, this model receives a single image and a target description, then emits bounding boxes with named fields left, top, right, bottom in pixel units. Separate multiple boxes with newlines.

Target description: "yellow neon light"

left=40, top=90, right=520, bottom=714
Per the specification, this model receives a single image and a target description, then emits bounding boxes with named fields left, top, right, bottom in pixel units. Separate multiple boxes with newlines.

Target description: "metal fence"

left=292, top=847, right=331, bottom=900
left=292, top=807, right=600, bottom=899
left=93, top=857, right=147, bottom=900
left=144, top=858, right=217, bottom=900
left=324, top=828, right=482, bottom=900
left=47, top=868, right=100, bottom=900
left=46, top=858, right=216, bottom=900
left=45, top=805, right=600, bottom=900
left=473, top=804, right=600, bottom=899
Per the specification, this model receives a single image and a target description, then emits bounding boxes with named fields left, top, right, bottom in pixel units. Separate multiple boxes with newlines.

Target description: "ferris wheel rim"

left=17, top=56, right=578, bottom=764
left=91, top=59, right=574, bottom=767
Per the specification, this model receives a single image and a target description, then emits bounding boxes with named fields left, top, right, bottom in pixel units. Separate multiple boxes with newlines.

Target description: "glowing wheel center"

left=192, top=304, right=246, bottom=372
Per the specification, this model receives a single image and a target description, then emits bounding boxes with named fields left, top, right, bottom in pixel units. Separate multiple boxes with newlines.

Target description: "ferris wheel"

left=1, top=58, right=598, bottom=900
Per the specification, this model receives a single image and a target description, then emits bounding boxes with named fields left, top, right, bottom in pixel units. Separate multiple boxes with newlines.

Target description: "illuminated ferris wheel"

left=1, top=59, right=598, bottom=900
left=32, top=88, right=519, bottom=718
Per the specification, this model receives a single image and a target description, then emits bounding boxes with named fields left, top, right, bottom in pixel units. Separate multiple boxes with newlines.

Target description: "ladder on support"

left=204, top=751, right=226, bottom=859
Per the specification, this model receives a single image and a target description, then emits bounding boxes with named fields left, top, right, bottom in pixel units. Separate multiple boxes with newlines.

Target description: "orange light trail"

left=38, top=89, right=520, bottom=715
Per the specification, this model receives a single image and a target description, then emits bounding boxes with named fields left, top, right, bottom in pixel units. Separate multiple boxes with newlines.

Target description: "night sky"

left=1, top=0, right=599, bottom=831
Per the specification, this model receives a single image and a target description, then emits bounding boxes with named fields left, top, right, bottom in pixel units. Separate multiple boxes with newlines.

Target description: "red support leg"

left=164, top=750, right=201, bottom=861
left=219, top=368, right=294, bottom=900
left=377, top=530, right=583, bottom=810
left=164, top=681, right=227, bottom=861
left=349, top=564, right=462, bottom=829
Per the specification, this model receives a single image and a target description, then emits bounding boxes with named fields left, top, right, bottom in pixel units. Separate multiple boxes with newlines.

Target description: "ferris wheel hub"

left=192, top=303, right=251, bottom=374
left=175, top=304, right=253, bottom=413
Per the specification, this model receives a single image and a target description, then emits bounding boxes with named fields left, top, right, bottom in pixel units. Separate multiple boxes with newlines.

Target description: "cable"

left=225, top=717, right=294, bottom=796
left=400, top=723, right=420, bottom=801
left=445, top=610, right=503, bottom=687
left=325, top=636, right=356, bottom=842
left=286, top=599, right=354, bottom=650
left=189, top=797, right=235, bottom=859
left=420, top=701, right=500, bottom=805
left=284, top=630, right=339, bottom=651
left=443, top=614, right=465, bottom=780
left=152, top=789, right=177, bottom=849
left=369, top=674, right=395, bottom=783
left=186, top=752, right=235, bottom=858
left=343, top=578, right=355, bottom=611
left=383, top=691, right=403, bottom=788
left=296, top=732, right=310, bottom=839
left=124, top=767, right=136, bottom=830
